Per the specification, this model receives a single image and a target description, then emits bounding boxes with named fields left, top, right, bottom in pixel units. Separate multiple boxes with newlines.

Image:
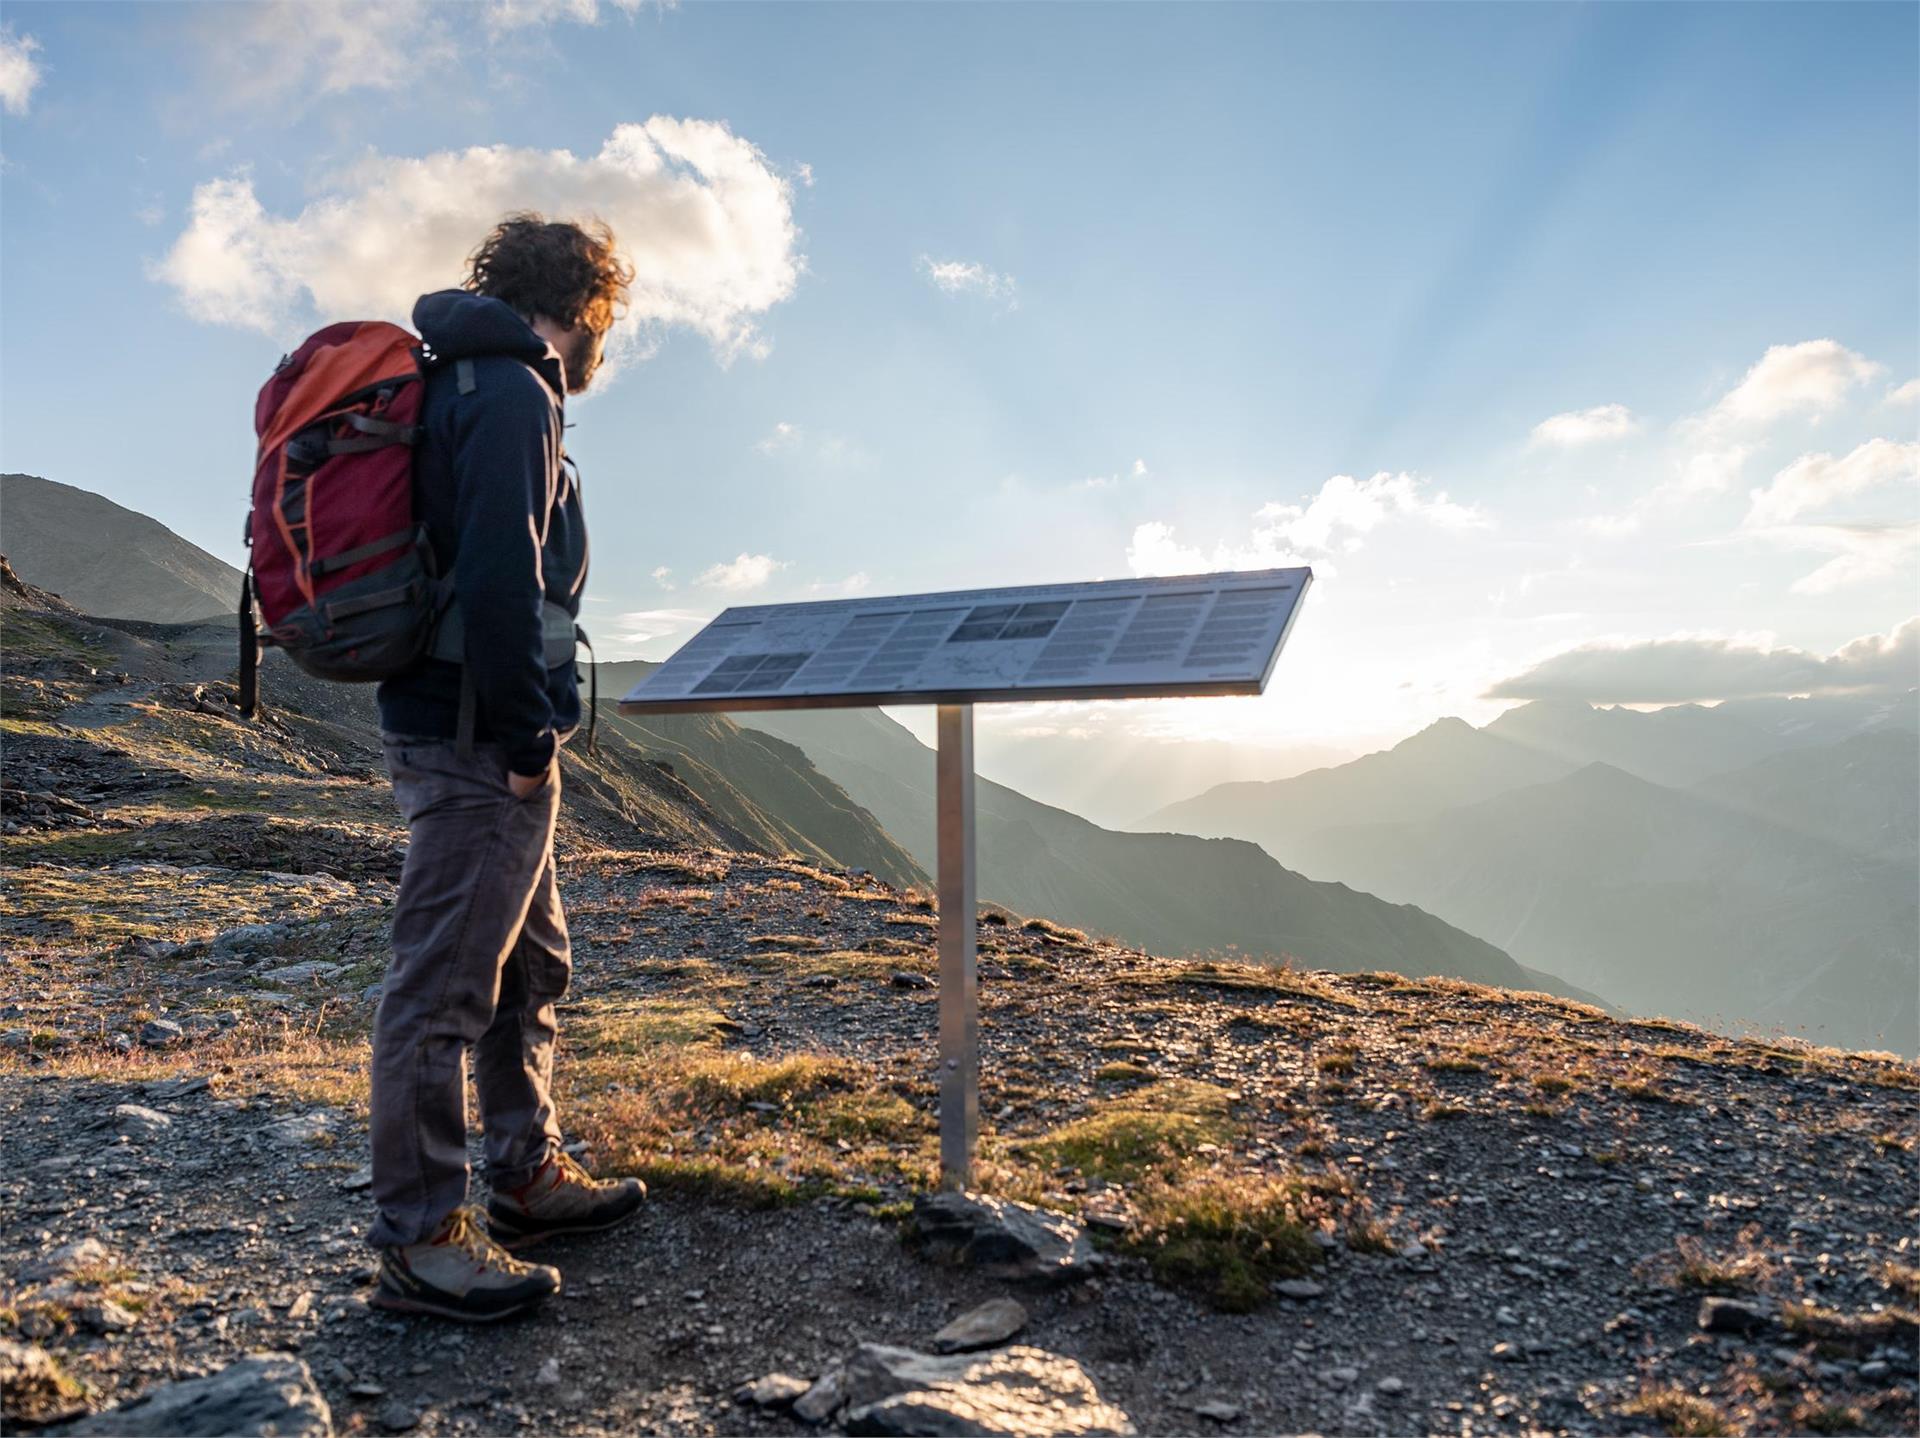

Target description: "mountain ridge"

left=1, top=473, right=243, bottom=623
left=737, top=706, right=1597, bottom=1001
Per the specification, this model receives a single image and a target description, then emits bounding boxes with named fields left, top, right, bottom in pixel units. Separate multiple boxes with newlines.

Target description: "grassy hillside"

left=2, top=473, right=243, bottom=623
left=0, top=586, right=921, bottom=887
left=3, top=635, right=1915, bottom=1435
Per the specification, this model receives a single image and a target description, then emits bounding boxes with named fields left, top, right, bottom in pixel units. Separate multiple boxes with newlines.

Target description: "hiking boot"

left=487, top=1151, right=646, bottom=1247
left=372, top=1206, right=560, bottom=1322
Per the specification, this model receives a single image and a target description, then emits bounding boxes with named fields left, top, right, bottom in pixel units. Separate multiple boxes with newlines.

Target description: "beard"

left=561, top=327, right=605, bottom=395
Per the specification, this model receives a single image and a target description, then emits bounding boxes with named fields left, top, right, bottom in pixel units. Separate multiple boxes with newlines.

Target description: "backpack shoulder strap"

left=456, top=358, right=477, bottom=395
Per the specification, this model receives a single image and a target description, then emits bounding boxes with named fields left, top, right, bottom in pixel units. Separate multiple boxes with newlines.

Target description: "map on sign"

left=618, top=568, right=1311, bottom=714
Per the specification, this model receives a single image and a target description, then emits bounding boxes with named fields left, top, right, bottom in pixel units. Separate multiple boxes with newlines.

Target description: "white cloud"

left=1774, top=522, right=1920, bottom=596
left=1126, top=522, right=1210, bottom=577
left=205, top=2, right=448, bottom=105
left=755, top=421, right=802, bottom=455
left=1696, top=339, right=1882, bottom=433
left=697, top=553, right=785, bottom=591
left=154, top=119, right=802, bottom=367
left=807, top=572, right=871, bottom=598
left=1887, top=378, right=1920, bottom=408
left=649, top=565, right=674, bottom=589
left=1128, top=471, right=1487, bottom=577
left=0, top=26, right=43, bottom=116
left=1487, top=617, right=1918, bottom=703
left=751, top=419, right=866, bottom=468
left=1080, top=458, right=1147, bottom=491
left=917, top=255, right=1018, bottom=309
left=196, top=0, right=652, bottom=107
left=1530, top=403, right=1639, bottom=447
left=608, top=606, right=705, bottom=652
left=484, top=0, right=647, bottom=36
left=1746, top=438, right=1920, bottom=527
left=1578, top=511, right=1642, bottom=539
left=1671, top=444, right=1752, bottom=498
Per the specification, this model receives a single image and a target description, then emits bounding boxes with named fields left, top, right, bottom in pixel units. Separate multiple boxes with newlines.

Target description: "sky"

left=1, top=1, right=1915, bottom=808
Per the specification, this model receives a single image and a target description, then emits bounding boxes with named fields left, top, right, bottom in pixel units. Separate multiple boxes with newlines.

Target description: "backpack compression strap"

left=237, top=570, right=260, bottom=720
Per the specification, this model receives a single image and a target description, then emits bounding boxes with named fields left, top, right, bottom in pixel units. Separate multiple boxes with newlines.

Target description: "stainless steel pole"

left=935, top=703, right=979, bottom=1191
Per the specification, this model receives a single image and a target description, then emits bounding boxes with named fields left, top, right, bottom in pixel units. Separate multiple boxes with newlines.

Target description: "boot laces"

left=437, top=1205, right=530, bottom=1274
left=551, top=1151, right=600, bottom=1190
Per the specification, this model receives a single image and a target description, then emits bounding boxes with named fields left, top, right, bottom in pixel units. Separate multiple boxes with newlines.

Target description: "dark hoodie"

left=375, top=291, right=587, bottom=775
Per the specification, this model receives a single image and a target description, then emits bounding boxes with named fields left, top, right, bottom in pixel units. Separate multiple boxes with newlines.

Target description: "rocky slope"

left=2, top=575, right=1917, bottom=1438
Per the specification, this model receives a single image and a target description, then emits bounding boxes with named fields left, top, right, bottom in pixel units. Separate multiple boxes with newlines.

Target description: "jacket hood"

left=412, top=291, right=562, bottom=390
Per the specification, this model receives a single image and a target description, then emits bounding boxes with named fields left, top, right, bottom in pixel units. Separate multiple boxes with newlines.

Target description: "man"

left=368, top=214, right=644, bottom=1321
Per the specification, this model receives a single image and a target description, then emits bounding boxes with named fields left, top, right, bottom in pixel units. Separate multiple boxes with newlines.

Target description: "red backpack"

left=239, top=321, right=438, bottom=717
left=239, top=320, right=595, bottom=750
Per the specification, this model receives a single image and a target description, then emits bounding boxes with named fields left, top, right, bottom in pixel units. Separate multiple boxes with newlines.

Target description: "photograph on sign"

left=619, top=568, right=1311, bottom=713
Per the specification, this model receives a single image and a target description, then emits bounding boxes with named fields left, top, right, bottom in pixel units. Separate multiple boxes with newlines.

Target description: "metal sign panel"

left=617, top=567, right=1311, bottom=714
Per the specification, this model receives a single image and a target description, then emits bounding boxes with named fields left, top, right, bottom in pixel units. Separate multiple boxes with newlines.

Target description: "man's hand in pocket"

left=509, top=760, right=556, bottom=800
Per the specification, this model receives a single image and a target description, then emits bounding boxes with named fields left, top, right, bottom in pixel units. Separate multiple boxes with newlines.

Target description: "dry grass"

left=740, top=947, right=932, bottom=981
left=1791, top=1400, right=1868, bottom=1434
left=1780, top=1302, right=1920, bottom=1355
left=1127, top=961, right=1358, bottom=1009
left=0, top=1022, right=371, bottom=1114
left=636, top=852, right=731, bottom=883
left=1619, top=1388, right=1730, bottom=1436
left=1640, top=1227, right=1775, bottom=1294
left=1878, top=1260, right=1920, bottom=1302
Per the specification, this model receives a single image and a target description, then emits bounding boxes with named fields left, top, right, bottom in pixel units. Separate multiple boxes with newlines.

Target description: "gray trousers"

left=368, top=737, right=570, bottom=1248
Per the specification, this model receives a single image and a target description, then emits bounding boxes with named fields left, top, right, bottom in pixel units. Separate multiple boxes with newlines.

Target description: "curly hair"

left=464, top=214, right=634, bottom=337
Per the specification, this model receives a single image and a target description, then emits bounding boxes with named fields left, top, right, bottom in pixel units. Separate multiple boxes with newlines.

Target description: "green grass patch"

left=1024, top=1078, right=1235, bottom=1182
left=1022, top=916, right=1091, bottom=945
left=625, top=1156, right=806, bottom=1209
left=1126, top=1171, right=1324, bottom=1312
left=568, top=999, right=732, bottom=1053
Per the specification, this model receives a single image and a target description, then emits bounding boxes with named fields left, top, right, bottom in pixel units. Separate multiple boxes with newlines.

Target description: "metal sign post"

left=934, top=704, right=978, bottom=1189
left=616, top=566, right=1312, bottom=1192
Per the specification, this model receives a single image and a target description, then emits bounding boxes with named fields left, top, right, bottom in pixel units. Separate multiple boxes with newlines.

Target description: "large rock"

left=1697, top=1296, right=1773, bottom=1336
left=841, top=1343, right=1133, bottom=1437
left=931, top=1297, right=1028, bottom=1353
left=1, top=1340, right=85, bottom=1426
left=20, top=1237, right=111, bottom=1284
left=910, top=1192, right=1097, bottom=1286
left=66, top=1353, right=332, bottom=1436
left=112, top=1105, right=172, bottom=1139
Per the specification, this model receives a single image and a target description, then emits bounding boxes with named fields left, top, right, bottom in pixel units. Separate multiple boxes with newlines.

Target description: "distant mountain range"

left=735, top=705, right=1591, bottom=998
left=1140, top=693, right=1919, bottom=1054
left=1, top=474, right=243, bottom=623
left=2, top=483, right=1582, bottom=1000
